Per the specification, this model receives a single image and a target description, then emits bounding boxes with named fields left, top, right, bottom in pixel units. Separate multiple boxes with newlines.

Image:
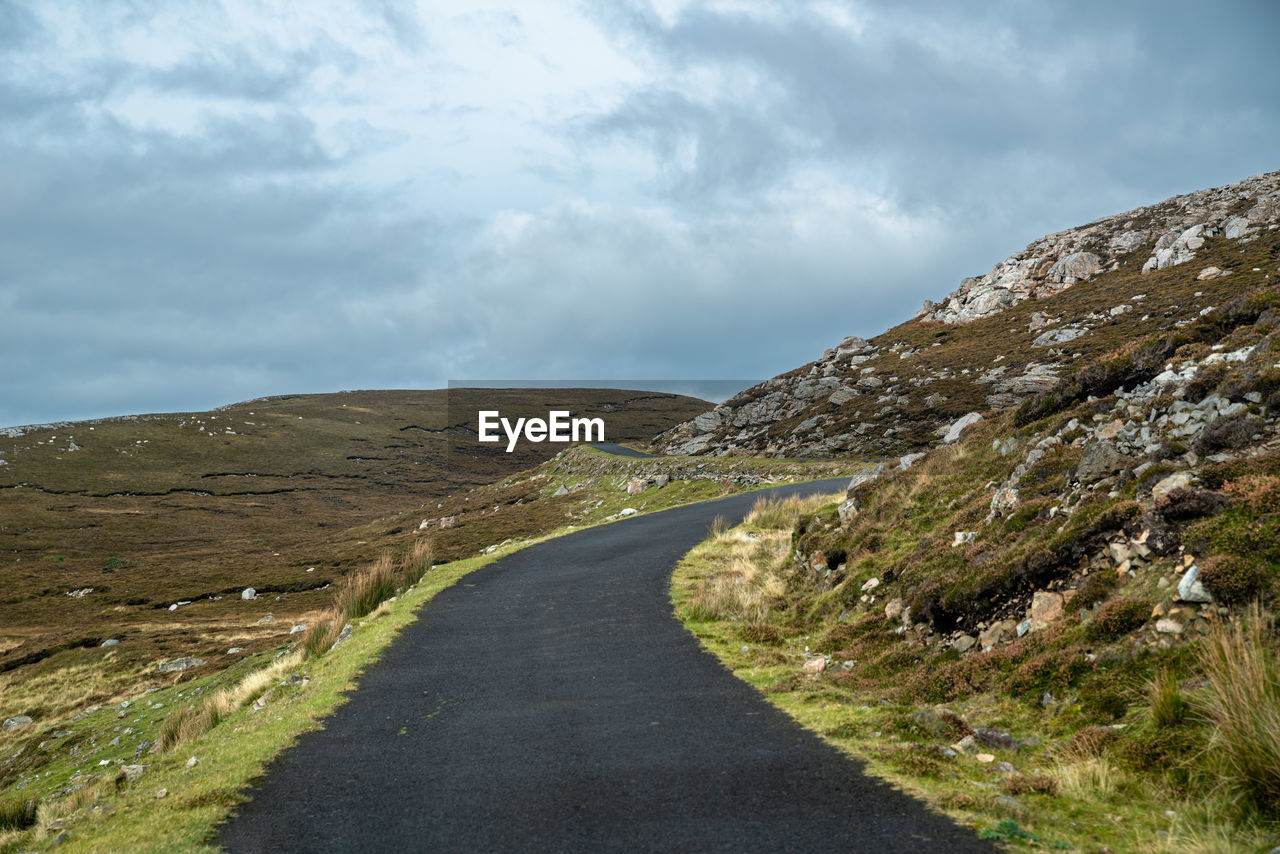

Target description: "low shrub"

left=1088, top=598, right=1149, bottom=640
left=1002, top=773, right=1058, bottom=796
left=739, top=623, right=782, bottom=645
left=1145, top=668, right=1190, bottom=729
left=1193, top=414, right=1260, bottom=456
left=1199, top=554, right=1266, bottom=604
left=1072, top=571, right=1115, bottom=610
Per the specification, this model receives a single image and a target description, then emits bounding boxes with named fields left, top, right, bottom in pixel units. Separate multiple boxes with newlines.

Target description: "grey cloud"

left=0, top=0, right=40, bottom=49
left=587, top=0, right=1280, bottom=225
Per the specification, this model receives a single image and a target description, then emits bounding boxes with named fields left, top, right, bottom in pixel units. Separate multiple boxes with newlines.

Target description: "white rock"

left=898, top=453, right=926, bottom=470
left=861, top=577, right=881, bottom=592
left=1177, top=565, right=1213, bottom=603
left=1152, top=471, right=1194, bottom=503
left=952, top=531, right=977, bottom=547
left=1032, top=326, right=1087, bottom=347
left=2, top=715, right=33, bottom=731
left=619, top=508, right=637, bottom=517
left=241, top=588, right=256, bottom=600
left=941, top=412, right=983, bottom=444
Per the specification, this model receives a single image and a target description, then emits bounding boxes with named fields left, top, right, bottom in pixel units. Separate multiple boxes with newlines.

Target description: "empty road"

left=217, top=479, right=993, bottom=852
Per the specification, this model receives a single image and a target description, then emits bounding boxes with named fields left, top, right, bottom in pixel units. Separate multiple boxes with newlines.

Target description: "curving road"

left=217, top=479, right=994, bottom=853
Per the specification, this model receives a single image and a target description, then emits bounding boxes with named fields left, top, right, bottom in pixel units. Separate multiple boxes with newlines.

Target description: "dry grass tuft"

left=333, top=540, right=433, bottom=624
left=1199, top=602, right=1280, bottom=814
left=335, top=555, right=399, bottom=621
left=301, top=609, right=347, bottom=660
left=744, top=492, right=839, bottom=530
left=690, top=493, right=838, bottom=622
left=1053, top=756, right=1125, bottom=800
left=153, top=651, right=301, bottom=754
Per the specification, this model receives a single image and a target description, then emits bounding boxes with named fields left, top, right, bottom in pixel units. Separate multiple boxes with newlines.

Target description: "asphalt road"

left=217, top=479, right=995, bottom=853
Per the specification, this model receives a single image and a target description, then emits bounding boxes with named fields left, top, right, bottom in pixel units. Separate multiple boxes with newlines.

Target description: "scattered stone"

left=155, top=657, right=205, bottom=673
left=941, top=412, right=983, bottom=444
left=953, top=634, right=977, bottom=653
left=618, top=508, right=637, bottom=517
left=952, top=531, right=977, bottom=547
left=3, top=715, right=33, bottom=731
left=979, top=620, right=1015, bottom=650
left=802, top=657, right=827, bottom=674
left=241, top=588, right=256, bottom=600
left=1030, top=592, right=1065, bottom=631
left=121, top=764, right=146, bottom=781
left=553, top=485, right=569, bottom=497
left=993, top=437, right=1019, bottom=457
left=227, top=647, right=245, bottom=654
left=974, top=728, right=1019, bottom=751
left=1196, top=266, right=1227, bottom=281
left=996, top=761, right=1017, bottom=773
left=1156, top=619, right=1185, bottom=635
left=1152, top=471, right=1195, bottom=503
left=1015, top=619, right=1032, bottom=638
left=860, top=577, right=880, bottom=593
left=1177, top=565, right=1213, bottom=603
left=975, top=753, right=996, bottom=764
left=847, top=464, right=888, bottom=491
left=156, top=788, right=167, bottom=799
left=1076, top=442, right=1128, bottom=484
left=100, top=639, right=120, bottom=647
left=898, top=453, right=926, bottom=471
left=186, top=756, right=200, bottom=768
left=290, top=624, right=307, bottom=635
left=1032, top=326, right=1087, bottom=347
left=988, top=486, right=1020, bottom=518
left=884, top=599, right=907, bottom=621
left=837, top=497, right=859, bottom=527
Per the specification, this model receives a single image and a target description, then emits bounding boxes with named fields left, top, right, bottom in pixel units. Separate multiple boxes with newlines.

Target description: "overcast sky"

left=2, top=0, right=1277, bottom=426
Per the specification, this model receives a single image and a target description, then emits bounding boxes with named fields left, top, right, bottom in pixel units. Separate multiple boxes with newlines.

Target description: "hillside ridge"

left=656, top=170, right=1280, bottom=461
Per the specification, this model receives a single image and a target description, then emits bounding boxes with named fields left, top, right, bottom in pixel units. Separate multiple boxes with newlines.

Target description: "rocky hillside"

left=668, top=174, right=1280, bottom=845
left=656, top=171, right=1280, bottom=460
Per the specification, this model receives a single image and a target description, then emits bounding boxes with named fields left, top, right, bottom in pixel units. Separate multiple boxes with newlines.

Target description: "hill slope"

left=0, top=389, right=706, bottom=680
left=656, top=171, right=1280, bottom=460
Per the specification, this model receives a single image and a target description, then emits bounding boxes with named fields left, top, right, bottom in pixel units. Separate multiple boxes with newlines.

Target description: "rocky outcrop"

left=917, top=171, right=1280, bottom=325
left=655, top=171, right=1280, bottom=462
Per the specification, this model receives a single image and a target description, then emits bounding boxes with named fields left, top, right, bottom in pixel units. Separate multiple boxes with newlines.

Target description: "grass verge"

left=0, top=543, right=510, bottom=853
left=671, top=495, right=1280, bottom=852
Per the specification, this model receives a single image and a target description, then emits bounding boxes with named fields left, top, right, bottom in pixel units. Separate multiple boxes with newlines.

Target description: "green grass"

left=0, top=546, right=513, bottom=853
left=0, top=455, right=870, bottom=853
left=670, top=493, right=1280, bottom=852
